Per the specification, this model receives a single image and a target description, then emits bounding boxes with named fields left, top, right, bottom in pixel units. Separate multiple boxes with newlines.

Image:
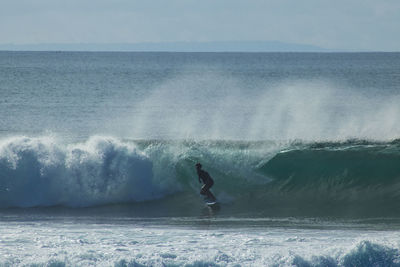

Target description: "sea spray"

left=125, top=75, right=400, bottom=141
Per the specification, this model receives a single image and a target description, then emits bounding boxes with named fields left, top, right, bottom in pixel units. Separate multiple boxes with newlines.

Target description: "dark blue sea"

left=1, top=51, right=400, bottom=266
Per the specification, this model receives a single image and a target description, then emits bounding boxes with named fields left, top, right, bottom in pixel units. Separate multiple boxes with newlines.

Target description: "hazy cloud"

left=0, top=0, right=399, bottom=50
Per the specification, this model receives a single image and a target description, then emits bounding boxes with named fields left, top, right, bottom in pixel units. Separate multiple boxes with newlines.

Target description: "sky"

left=0, top=0, right=399, bottom=51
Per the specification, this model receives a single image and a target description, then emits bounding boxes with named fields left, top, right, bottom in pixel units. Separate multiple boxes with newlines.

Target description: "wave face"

left=257, top=140, right=400, bottom=217
left=1, top=136, right=400, bottom=217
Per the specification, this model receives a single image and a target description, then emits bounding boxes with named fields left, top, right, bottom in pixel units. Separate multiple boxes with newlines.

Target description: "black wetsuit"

left=198, top=169, right=214, bottom=195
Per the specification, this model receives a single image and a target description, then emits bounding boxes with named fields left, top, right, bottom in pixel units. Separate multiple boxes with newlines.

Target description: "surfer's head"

left=195, top=163, right=202, bottom=169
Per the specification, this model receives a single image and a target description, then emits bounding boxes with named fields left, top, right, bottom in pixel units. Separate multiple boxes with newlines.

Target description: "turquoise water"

left=1, top=51, right=400, bottom=266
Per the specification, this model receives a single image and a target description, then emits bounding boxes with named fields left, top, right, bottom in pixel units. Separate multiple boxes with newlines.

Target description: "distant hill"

left=0, top=41, right=329, bottom=52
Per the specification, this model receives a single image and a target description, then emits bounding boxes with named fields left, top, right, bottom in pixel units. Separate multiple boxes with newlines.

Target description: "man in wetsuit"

left=196, top=163, right=216, bottom=201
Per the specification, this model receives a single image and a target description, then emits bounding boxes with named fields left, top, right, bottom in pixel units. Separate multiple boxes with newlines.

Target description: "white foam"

left=1, top=218, right=399, bottom=266
left=0, top=136, right=173, bottom=208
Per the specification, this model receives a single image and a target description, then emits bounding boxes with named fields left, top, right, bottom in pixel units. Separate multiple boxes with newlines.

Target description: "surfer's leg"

left=201, top=181, right=216, bottom=201
left=206, top=190, right=216, bottom=201
left=203, top=182, right=216, bottom=201
left=200, top=185, right=207, bottom=195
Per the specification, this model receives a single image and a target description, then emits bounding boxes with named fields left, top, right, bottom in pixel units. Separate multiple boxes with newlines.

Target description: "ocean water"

left=1, top=51, right=400, bottom=266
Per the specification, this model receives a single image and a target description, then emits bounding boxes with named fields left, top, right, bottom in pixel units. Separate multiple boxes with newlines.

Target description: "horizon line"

left=0, top=41, right=395, bottom=53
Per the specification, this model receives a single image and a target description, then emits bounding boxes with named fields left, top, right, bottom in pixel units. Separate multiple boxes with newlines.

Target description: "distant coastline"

left=0, top=41, right=333, bottom=52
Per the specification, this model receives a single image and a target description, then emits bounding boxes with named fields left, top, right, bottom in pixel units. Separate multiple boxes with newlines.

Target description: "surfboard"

left=200, top=189, right=218, bottom=207
left=206, top=201, right=218, bottom=206
left=204, top=199, right=220, bottom=211
left=203, top=196, right=218, bottom=206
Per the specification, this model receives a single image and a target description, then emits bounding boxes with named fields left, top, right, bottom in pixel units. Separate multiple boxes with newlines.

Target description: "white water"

left=0, top=136, right=169, bottom=208
left=1, top=218, right=400, bottom=266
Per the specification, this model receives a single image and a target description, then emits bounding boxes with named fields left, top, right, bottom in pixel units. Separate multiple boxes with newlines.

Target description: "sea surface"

left=1, top=51, right=400, bottom=266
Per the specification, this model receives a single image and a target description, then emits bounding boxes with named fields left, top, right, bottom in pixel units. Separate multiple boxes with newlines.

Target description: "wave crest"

left=0, top=136, right=166, bottom=208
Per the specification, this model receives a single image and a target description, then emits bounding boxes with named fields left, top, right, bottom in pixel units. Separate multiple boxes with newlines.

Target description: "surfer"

left=195, top=163, right=216, bottom=201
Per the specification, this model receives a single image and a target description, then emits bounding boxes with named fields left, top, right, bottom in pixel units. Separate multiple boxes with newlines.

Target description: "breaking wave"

left=0, top=136, right=165, bottom=207
left=1, top=136, right=400, bottom=217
